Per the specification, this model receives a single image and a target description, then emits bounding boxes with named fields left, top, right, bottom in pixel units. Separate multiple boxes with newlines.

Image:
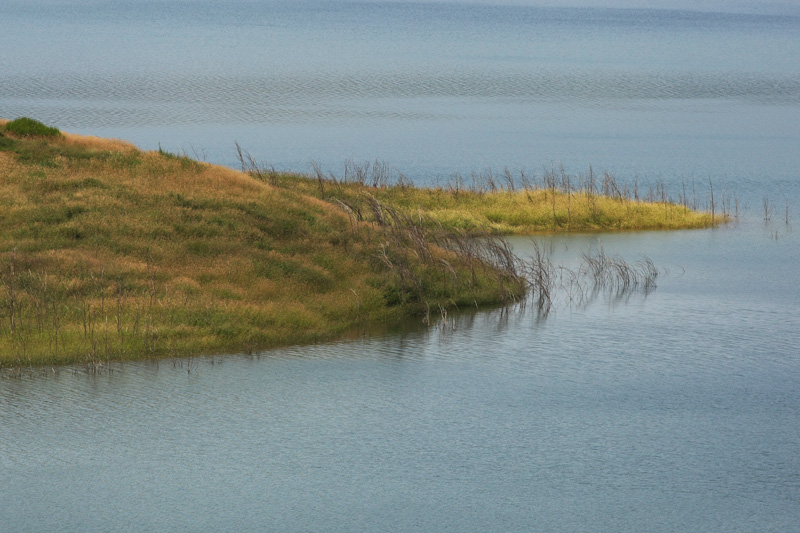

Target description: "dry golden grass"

left=0, top=123, right=526, bottom=367
left=61, top=131, right=138, bottom=153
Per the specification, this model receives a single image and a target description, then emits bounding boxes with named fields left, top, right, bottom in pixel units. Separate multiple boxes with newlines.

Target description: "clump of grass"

left=4, top=117, right=63, bottom=138
left=522, top=240, right=555, bottom=312
left=506, top=242, right=662, bottom=317
left=580, top=248, right=659, bottom=292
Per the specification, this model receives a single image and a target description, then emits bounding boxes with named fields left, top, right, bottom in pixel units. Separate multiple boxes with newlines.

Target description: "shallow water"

left=2, top=1, right=800, bottom=531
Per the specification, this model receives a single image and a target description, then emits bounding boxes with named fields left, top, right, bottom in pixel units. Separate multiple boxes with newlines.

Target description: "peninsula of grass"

left=274, top=172, right=717, bottom=234
left=257, top=157, right=720, bottom=233
left=1, top=118, right=719, bottom=368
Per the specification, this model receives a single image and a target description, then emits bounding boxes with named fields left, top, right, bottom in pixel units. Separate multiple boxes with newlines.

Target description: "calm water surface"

left=2, top=0, right=799, bottom=201
left=2, top=1, right=800, bottom=531
left=2, top=226, right=798, bottom=532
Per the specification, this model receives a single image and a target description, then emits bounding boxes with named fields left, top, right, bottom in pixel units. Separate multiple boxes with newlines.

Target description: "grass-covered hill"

left=0, top=118, right=718, bottom=367
left=0, top=118, right=528, bottom=366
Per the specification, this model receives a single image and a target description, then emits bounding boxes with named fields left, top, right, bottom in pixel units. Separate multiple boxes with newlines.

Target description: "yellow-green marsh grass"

left=265, top=168, right=721, bottom=234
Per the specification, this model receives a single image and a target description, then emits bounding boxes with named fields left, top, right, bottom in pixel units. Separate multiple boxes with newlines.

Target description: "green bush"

left=4, top=117, right=62, bottom=137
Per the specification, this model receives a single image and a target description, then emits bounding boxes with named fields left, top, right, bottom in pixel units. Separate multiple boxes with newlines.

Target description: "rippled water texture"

left=2, top=2, right=800, bottom=531
left=2, top=230, right=799, bottom=532
left=1, top=0, right=799, bottom=200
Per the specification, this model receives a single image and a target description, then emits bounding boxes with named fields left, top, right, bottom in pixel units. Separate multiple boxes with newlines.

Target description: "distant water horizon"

left=2, top=0, right=799, bottom=207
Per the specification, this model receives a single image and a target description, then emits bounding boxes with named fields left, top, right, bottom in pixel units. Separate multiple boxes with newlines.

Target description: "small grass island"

left=0, top=118, right=720, bottom=367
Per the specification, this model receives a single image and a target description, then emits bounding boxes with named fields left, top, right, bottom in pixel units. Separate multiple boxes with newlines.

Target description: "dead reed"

left=580, top=248, right=659, bottom=292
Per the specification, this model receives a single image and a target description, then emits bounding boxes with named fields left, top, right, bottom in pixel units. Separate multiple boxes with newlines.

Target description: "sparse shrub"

left=4, top=117, right=62, bottom=138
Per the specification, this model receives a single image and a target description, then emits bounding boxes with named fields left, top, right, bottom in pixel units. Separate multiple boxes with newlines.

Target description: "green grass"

left=4, top=117, right=63, bottom=138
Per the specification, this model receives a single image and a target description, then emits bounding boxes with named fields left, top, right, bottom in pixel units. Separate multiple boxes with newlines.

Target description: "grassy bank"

left=0, top=119, right=718, bottom=367
left=0, top=119, right=527, bottom=367
left=253, top=158, right=720, bottom=233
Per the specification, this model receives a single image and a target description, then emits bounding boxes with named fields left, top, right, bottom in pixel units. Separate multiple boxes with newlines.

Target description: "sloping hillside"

left=0, top=119, right=524, bottom=366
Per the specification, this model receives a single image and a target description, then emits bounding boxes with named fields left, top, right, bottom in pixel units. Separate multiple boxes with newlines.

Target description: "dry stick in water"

left=709, top=178, right=715, bottom=224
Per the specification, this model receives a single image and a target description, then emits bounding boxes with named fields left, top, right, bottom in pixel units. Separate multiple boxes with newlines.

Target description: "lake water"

left=2, top=1, right=800, bottom=531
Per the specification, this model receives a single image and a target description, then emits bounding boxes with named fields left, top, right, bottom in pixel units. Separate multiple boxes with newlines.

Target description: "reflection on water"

left=2, top=227, right=799, bottom=532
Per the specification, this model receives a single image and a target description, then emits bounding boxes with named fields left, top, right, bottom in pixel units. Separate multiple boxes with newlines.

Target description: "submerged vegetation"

left=1, top=118, right=720, bottom=368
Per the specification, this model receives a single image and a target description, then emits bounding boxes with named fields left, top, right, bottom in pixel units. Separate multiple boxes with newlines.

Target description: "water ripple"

left=2, top=69, right=798, bottom=128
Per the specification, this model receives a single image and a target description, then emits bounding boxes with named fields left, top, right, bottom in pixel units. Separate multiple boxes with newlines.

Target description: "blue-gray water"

left=2, top=0, right=800, bottom=202
left=2, top=1, right=800, bottom=531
